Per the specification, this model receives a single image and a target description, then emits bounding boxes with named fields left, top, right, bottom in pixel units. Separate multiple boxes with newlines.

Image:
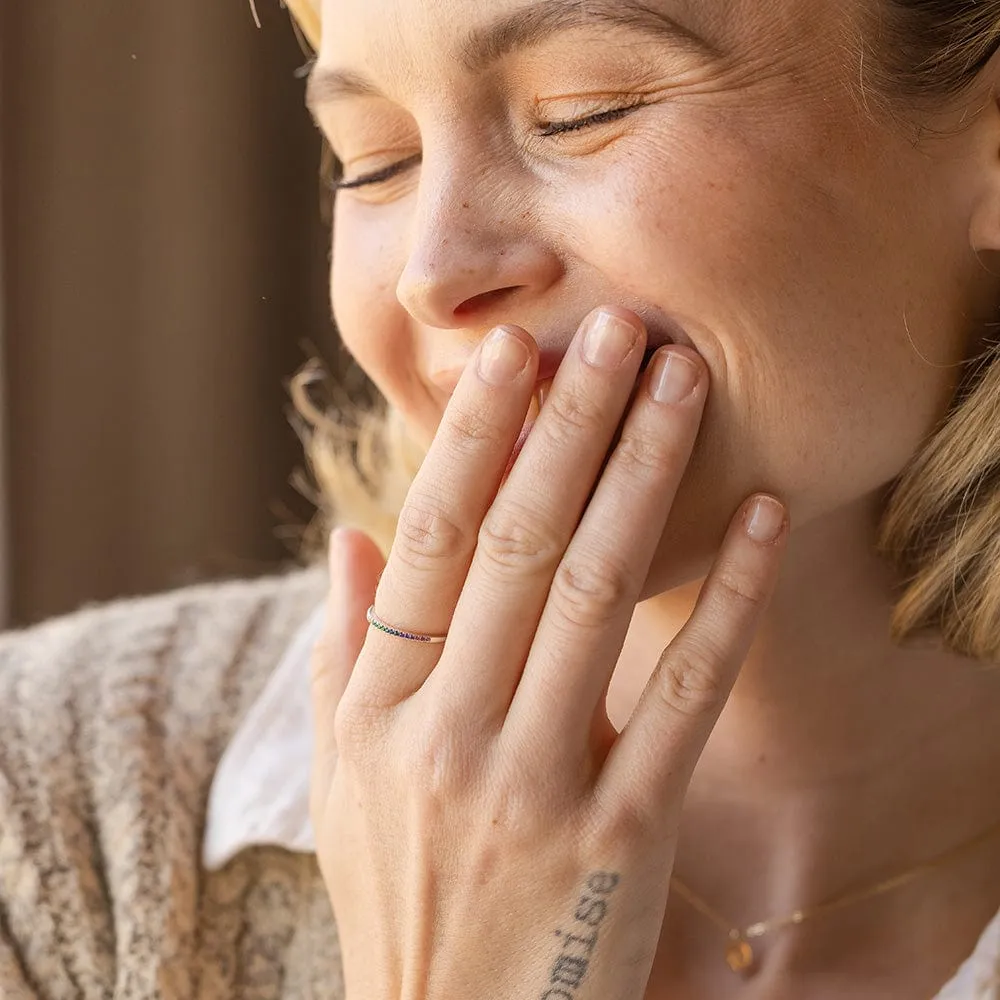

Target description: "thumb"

left=310, top=525, right=386, bottom=792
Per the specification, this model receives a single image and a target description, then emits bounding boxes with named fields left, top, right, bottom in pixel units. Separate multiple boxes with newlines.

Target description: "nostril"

left=453, top=286, right=520, bottom=318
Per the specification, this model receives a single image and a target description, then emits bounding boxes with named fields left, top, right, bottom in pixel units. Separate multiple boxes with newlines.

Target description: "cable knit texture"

left=0, top=564, right=343, bottom=1000
left=3, top=564, right=1000, bottom=998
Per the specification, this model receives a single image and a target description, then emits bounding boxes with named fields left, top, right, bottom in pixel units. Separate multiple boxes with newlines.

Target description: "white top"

left=202, top=602, right=1000, bottom=998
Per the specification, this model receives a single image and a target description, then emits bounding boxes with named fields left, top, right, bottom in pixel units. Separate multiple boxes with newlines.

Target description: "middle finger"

left=423, top=305, right=647, bottom=719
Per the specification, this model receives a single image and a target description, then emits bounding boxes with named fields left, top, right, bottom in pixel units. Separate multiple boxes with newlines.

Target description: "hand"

left=310, top=305, right=787, bottom=1000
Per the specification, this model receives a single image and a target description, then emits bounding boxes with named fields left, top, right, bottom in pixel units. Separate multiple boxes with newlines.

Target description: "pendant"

left=725, top=936, right=755, bottom=974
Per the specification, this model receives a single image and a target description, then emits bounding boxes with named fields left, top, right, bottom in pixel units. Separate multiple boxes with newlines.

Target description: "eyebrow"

left=306, top=0, right=717, bottom=112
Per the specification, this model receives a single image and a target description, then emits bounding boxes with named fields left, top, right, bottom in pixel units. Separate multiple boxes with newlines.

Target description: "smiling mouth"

left=502, top=343, right=661, bottom=482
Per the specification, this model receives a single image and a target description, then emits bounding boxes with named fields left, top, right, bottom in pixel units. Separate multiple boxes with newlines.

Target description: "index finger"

left=354, top=326, right=538, bottom=708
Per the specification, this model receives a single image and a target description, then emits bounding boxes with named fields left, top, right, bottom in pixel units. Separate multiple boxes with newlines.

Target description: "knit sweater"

left=4, top=566, right=1000, bottom=999
left=0, top=564, right=343, bottom=1000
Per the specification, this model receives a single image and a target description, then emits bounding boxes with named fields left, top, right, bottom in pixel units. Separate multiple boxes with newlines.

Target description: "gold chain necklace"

left=669, top=816, right=1000, bottom=974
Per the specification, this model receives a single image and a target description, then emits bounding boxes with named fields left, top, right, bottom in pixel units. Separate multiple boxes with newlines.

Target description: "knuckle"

left=394, top=499, right=469, bottom=569
left=489, top=747, right=584, bottom=841
left=483, top=778, right=543, bottom=842
left=550, top=553, right=633, bottom=627
left=401, top=710, right=478, bottom=799
left=545, top=388, right=604, bottom=443
left=591, top=793, right=649, bottom=847
left=656, top=647, right=726, bottom=719
left=478, top=504, right=562, bottom=575
left=587, top=785, right=674, bottom=850
left=712, top=566, right=767, bottom=609
left=448, top=405, right=507, bottom=450
left=614, top=432, right=675, bottom=479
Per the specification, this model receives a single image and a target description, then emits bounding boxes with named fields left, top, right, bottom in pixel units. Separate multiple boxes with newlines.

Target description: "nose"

left=395, top=154, right=563, bottom=330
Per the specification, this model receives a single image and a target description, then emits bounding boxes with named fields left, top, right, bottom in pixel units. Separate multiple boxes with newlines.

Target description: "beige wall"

left=2, top=0, right=337, bottom=626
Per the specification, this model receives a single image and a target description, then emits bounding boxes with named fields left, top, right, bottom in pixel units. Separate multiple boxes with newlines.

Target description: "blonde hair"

left=283, top=0, right=1000, bottom=661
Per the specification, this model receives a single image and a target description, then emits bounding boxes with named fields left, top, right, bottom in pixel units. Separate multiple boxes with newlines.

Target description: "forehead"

left=314, top=0, right=716, bottom=101
left=316, top=0, right=851, bottom=86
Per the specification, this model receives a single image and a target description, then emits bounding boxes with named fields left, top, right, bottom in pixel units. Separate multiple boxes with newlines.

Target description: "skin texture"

left=308, top=0, right=1000, bottom=995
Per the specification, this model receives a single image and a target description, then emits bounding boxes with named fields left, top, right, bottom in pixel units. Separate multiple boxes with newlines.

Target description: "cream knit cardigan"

left=0, top=564, right=344, bottom=999
left=5, top=564, right=1000, bottom=998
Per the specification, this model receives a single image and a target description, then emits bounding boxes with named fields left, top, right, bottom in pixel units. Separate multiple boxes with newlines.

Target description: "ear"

left=969, top=91, right=1000, bottom=253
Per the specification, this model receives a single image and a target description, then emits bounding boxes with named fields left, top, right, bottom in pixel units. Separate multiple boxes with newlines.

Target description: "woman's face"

left=310, top=0, right=996, bottom=594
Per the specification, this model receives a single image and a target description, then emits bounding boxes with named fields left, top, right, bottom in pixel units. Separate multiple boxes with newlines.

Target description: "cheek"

left=331, top=204, right=400, bottom=367
left=559, top=123, right=963, bottom=585
left=331, top=201, right=446, bottom=448
left=331, top=205, right=411, bottom=392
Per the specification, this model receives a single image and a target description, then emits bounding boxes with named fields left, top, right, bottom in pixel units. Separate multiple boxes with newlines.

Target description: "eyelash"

left=332, top=102, right=645, bottom=191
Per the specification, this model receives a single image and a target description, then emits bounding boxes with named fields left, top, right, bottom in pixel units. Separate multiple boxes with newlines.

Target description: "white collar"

left=200, top=601, right=1000, bottom=997
left=201, top=601, right=325, bottom=870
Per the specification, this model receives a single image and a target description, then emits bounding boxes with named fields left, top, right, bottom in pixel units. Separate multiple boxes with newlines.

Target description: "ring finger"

left=347, top=325, right=537, bottom=709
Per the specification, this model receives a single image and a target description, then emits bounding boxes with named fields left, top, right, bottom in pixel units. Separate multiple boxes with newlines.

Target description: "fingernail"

left=479, top=326, right=530, bottom=384
left=649, top=349, right=700, bottom=404
left=744, top=496, right=785, bottom=543
left=582, top=309, right=639, bottom=370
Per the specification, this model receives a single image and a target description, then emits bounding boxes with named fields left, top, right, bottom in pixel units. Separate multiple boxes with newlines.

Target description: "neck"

left=609, top=491, right=1000, bottom=972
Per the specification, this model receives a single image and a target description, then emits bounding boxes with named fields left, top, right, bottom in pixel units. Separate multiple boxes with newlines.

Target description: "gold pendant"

left=725, top=936, right=755, bottom=974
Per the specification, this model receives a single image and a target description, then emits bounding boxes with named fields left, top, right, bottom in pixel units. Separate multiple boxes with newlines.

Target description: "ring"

left=365, top=605, right=448, bottom=644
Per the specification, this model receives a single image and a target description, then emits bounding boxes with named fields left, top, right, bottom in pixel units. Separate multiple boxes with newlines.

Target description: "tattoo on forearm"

left=539, top=871, right=620, bottom=999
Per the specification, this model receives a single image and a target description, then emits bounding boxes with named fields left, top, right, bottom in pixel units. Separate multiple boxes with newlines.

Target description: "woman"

left=3, top=0, right=1000, bottom=996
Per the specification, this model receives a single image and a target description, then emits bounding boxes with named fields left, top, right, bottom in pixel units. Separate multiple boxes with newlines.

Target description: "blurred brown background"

left=1, top=0, right=335, bottom=627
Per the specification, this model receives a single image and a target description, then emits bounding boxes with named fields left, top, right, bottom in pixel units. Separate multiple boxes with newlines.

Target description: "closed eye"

left=332, top=102, right=645, bottom=191
left=333, top=153, right=422, bottom=192
left=536, top=101, right=646, bottom=137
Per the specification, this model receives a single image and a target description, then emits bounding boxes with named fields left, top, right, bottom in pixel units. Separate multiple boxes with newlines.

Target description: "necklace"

left=669, top=816, right=1000, bottom=974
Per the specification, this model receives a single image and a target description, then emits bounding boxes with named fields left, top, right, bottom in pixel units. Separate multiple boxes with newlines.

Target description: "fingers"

left=347, top=327, right=538, bottom=709
left=596, top=495, right=787, bottom=824
left=425, top=306, right=649, bottom=720
left=502, top=343, right=708, bottom=764
left=310, top=527, right=386, bottom=797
